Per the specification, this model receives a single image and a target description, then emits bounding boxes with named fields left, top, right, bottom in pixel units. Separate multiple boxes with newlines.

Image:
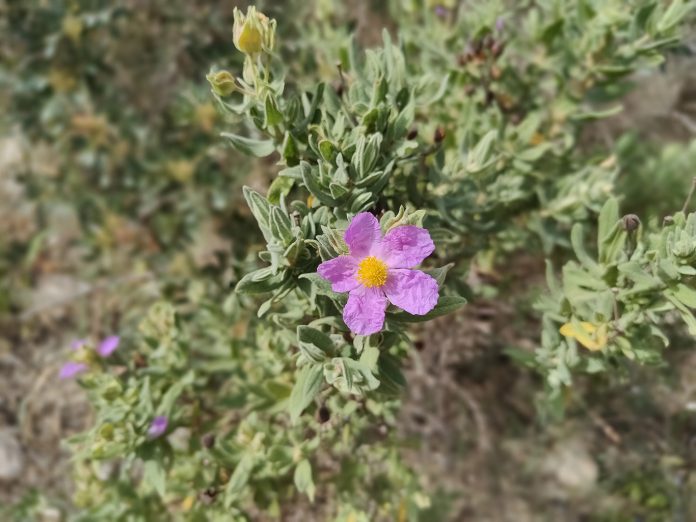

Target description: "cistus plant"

left=41, top=1, right=696, bottom=521
left=536, top=198, right=696, bottom=399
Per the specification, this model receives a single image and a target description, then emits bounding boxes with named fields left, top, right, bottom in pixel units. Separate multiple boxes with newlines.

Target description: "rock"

left=0, top=429, right=24, bottom=481
left=543, top=437, right=598, bottom=494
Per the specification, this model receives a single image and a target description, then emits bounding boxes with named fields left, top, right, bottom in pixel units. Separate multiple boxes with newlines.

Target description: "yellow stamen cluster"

left=356, top=256, right=388, bottom=288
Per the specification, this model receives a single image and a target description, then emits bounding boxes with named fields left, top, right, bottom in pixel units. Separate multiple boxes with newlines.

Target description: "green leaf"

left=235, top=267, right=287, bottom=294
left=293, top=459, right=316, bottom=502
left=597, top=197, right=619, bottom=247
left=318, top=140, right=336, bottom=163
left=657, top=0, right=693, bottom=32
left=297, top=326, right=335, bottom=363
left=359, top=133, right=382, bottom=176
left=243, top=186, right=273, bottom=242
left=571, top=105, right=623, bottom=121
left=270, top=207, right=293, bottom=244
left=423, top=263, right=454, bottom=286
left=267, top=176, right=295, bottom=205
left=302, top=82, right=325, bottom=125
left=282, top=132, right=299, bottom=165
left=159, top=371, right=194, bottom=414
left=670, top=284, right=696, bottom=308
left=597, top=197, right=626, bottom=264
left=222, top=132, right=275, bottom=157
left=388, top=295, right=466, bottom=323
left=224, top=454, right=254, bottom=508
left=143, top=461, right=166, bottom=497
left=377, top=353, right=406, bottom=395
left=264, top=94, right=283, bottom=128
left=300, top=162, right=340, bottom=206
left=466, top=130, right=498, bottom=173
left=288, top=364, right=324, bottom=421
left=570, top=224, right=601, bottom=274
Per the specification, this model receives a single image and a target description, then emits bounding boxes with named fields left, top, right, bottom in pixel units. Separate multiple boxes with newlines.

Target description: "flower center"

left=356, top=256, right=388, bottom=288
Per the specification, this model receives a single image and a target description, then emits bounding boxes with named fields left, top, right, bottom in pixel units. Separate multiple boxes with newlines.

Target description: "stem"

left=336, top=62, right=346, bottom=96
left=681, top=176, right=696, bottom=214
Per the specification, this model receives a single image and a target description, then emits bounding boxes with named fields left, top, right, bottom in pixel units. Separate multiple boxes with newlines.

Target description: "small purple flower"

left=97, top=335, right=120, bottom=357
left=495, top=17, right=505, bottom=33
left=317, top=212, right=439, bottom=335
left=70, top=338, right=88, bottom=350
left=148, top=416, right=169, bottom=438
left=434, top=5, right=448, bottom=17
left=59, top=361, right=88, bottom=380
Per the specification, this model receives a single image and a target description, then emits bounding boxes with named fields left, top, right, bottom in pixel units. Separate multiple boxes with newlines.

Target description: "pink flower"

left=97, top=335, right=120, bottom=357
left=148, top=416, right=169, bottom=438
left=317, top=212, right=439, bottom=335
left=59, top=335, right=121, bottom=379
left=70, top=338, right=88, bottom=350
left=59, top=361, right=88, bottom=380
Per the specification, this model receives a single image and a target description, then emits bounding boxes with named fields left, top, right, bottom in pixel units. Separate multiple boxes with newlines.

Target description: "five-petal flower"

left=317, top=212, right=439, bottom=335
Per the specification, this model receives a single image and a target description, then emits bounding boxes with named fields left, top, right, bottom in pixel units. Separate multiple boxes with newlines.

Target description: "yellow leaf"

left=560, top=321, right=607, bottom=351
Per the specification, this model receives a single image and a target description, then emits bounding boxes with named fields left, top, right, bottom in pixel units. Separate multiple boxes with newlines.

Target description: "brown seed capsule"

left=407, top=127, right=418, bottom=140
left=621, top=214, right=641, bottom=232
left=491, top=41, right=505, bottom=58
left=471, top=38, right=483, bottom=55
left=201, top=433, right=216, bottom=449
left=133, top=352, right=147, bottom=368
left=318, top=405, right=331, bottom=423
left=333, top=79, right=344, bottom=98
left=199, top=487, right=218, bottom=505
left=434, top=126, right=446, bottom=143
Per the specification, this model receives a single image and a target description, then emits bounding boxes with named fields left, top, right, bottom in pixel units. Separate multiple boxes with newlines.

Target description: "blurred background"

left=1, top=0, right=696, bottom=520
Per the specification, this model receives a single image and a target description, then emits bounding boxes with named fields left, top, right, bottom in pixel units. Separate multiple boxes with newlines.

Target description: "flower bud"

left=206, top=70, right=237, bottom=97
left=232, top=7, right=276, bottom=55
left=621, top=214, right=641, bottom=232
left=99, top=423, right=115, bottom=441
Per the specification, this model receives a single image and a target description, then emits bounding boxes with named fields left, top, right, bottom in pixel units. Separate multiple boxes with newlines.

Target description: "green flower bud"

left=206, top=70, right=237, bottom=97
left=99, top=423, right=115, bottom=441
left=232, top=6, right=276, bottom=55
left=101, top=378, right=123, bottom=401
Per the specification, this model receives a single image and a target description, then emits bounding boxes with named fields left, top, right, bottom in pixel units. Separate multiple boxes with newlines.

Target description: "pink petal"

left=384, top=269, right=439, bottom=315
left=97, top=335, right=120, bottom=357
left=380, top=226, right=434, bottom=268
left=344, top=212, right=382, bottom=257
left=59, top=361, right=87, bottom=380
left=317, top=255, right=359, bottom=293
left=343, top=287, right=387, bottom=335
left=148, top=416, right=169, bottom=438
left=70, top=338, right=88, bottom=350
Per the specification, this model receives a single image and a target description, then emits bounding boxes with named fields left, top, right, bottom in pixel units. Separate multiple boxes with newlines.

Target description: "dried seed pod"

left=318, top=405, right=331, bottom=423
left=198, top=487, right=218, bottom=505
left=491, top=40, right=506, bottom=58
left=201, top=433, right=216, bottom=449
